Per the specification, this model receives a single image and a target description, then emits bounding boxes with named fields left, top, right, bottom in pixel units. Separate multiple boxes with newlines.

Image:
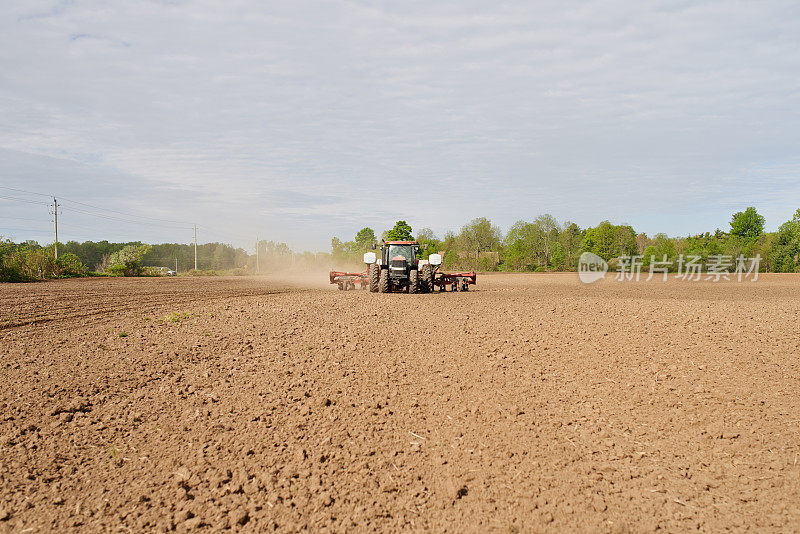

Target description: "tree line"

left=330, top=207, right=800, bottom=273
left=4, top=205, right=800, bottom=282
left=0, top=237, right=338, bottom=281
left=0, top=239, right=253, bottom=281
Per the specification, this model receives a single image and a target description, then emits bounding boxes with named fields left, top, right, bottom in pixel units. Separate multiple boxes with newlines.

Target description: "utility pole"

left=175, top=257, right=178, bottom=274
left=194, top=224, right=198, bottom=271
left=53, top=197, right=59, bottom=259
left=255, top=237, right=260, bottom=273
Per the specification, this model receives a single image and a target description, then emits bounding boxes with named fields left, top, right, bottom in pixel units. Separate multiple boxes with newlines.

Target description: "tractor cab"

left=380, top=241, right=418, bottom=289
left=381, top=241, right=418, bottom=269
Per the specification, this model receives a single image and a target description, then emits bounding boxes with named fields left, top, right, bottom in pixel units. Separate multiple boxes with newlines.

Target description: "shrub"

left=0, top=241, right=57, bottom=281
left=642, top=246, right=657, bottom=268
left=443, top=250, right=458, bottom=270
left=107, top=244, right=152, bottom=276
left=479, top=255, right=499, bottom=272
left=0, top=239, right=20, bottom=282
left=187, top=269, right=219, bottom=276
left=56, top=253, right=85, bottom=277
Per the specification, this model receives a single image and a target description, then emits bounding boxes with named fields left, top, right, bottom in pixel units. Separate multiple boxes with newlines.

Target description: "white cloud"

left=1, top=0, right=799, bottom=250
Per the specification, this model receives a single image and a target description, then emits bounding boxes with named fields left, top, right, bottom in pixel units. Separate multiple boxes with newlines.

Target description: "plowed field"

left=1, top=274, right=798, bottom=532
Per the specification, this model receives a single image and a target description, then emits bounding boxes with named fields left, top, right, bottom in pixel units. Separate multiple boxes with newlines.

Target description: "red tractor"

left=362, top=241, right=476, bottom=293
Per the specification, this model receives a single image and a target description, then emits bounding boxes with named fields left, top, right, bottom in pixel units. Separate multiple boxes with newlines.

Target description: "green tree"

left=107, top=244, right=152, bottom=276
left=505, top=217, right=560, bottom=270
left=769, top=209, right=800, bottom=272
left=560, top=222, right=583, bottom=270
left=331, top=237, right=346, bottom=260
left=535, top=214, right=560, bottom=267
left=443, top=250, right=458, bottom=269
left=459, top=217, right=502, bottom=254
left=385, top=221, right=414, bottom=241
left=730, top=207, right=765, bottom=238
left=56, top=253, right=85, bottom=277
left=505, top=221, right=537, bottom=270
left=440, top=231, right=458, bottom=264
left=458, top=217, right=503, bottom=270
left=415, top=227, right=441, bottom=259
left=355, top=227, right=376, bottom=250
left=615, top=224, right=639, bottom=257
left=582, top=221, right=637, bottom=261
left=582, top=221, right=616, bottom=260
left=551, top=241, right=565, bottom=269
left=651, top=233, right=676, bottom=260
left=0, top=237, right=24, bottom=282
left=642, top=245, right=658, bottom=267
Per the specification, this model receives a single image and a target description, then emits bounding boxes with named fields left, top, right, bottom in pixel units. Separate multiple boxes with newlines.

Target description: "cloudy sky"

left=1, top=0, right=799, bottom=251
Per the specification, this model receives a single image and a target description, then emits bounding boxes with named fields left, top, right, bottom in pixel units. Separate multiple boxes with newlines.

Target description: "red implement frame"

left=329, top=271, right=368, bottom=290
left=433, top=270, right=476, bottom=292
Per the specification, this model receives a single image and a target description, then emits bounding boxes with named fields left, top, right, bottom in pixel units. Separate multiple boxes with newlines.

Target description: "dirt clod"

left=230, top=508, right=249, bottom=525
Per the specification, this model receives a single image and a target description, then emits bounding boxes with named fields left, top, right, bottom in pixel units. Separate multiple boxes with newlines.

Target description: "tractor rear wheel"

left=409, top=269, right=420, bottom=293
left=378, top=267, right=390, bottom=293
left=369, top=264, right=379, bottom=292
left=420, top=264, right=432, bottom=293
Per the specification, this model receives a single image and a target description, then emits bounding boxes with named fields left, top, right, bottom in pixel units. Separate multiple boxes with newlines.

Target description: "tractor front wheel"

left=369, top=264, right=379, bottom=292
left=378, top=267, right=390, bottom=293
left=409, top=269, right=420, bottom=293
left=420, top=264, right=432, bottom=293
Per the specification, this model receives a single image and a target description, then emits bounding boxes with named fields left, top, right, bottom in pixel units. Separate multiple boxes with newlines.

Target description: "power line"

left=58, top=197, right=188, bottom=225
left=57, top=220, right=127, bottom=232
left=0, top=185, right=53, bottom=198
left=0, top=184, right=189, bottom=226
left=0, top=226, right=53, bottom=233
left=0, top=194, right=51, bottom=206
left=60, top=204, right=194, bottom=229
left=1, top=193, right=194, bottom=231
left=1, top=215, right=189, bottom=239
left=197, top=224, right=252, bottom=242
left=0, top=215, right=45, bottom=223
left=0, top=228, right=111, bottom=242
left=1, top=185, right=255, bottom=250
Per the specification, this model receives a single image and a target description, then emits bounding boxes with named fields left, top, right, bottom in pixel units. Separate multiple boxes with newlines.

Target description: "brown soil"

left=1, top=273, right=798, bottom=532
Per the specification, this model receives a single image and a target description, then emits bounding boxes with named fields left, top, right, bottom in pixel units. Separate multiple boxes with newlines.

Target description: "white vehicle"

left=152, top=266, right=177, bottom=277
